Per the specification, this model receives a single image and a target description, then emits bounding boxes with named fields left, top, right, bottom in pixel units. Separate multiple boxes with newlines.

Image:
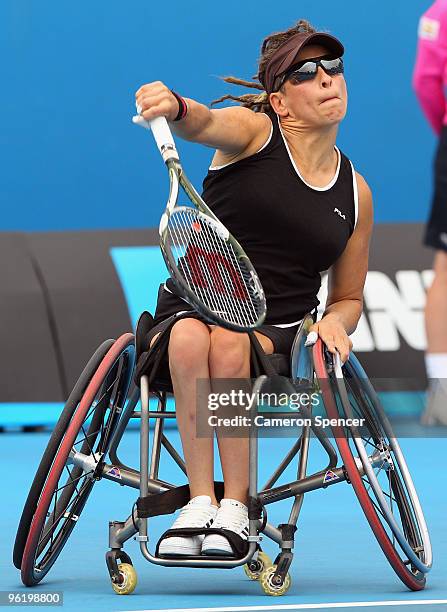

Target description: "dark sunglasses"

left=277, top=57, right=344, bottom=89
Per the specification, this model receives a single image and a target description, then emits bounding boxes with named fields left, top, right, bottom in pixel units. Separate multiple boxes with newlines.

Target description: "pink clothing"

left=413, top=0, right=447, bottom=135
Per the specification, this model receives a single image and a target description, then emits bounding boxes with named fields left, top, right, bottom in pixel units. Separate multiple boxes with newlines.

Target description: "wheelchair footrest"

left=137, top=482, right=225, bottom=518
left=137, top=485, right=265, bottom=523
left=157, top=552, right=240, bottom=561
left=155, top=527, right=249, bottom=558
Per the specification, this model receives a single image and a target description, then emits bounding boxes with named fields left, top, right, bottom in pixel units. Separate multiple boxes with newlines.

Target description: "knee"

left=208, top=328, right=250, bottom=377
left=168, top=318, right=210, bottom=377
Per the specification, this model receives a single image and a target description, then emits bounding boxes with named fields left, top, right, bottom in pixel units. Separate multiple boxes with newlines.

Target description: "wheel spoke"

left=360, top=436, right=383, bottom=452
left=380, top=487, right=398, bottom=504
left=54, top=469, right=90, bottom=494
left=20, top=339, right=134, bottom=583
left=374, top=460, right=389, bottom=479
left=79, top=423, right=95, bottom=455
left=35, top=365, right=123, bottom=564
left=36, top=477, right=91, bottom=561
left=83, top=403, right=99, bottom=425
left=49, top=487, right=57, bottom=550
left=361, top=480, right=389, bottom=521
left=74, top=370, right=121, bottom=456
left=64, top=465, right=81, bottom=497
left=73, top=427, right=102, bottom=450
left=94, top=373, right=120, bottom=412
left=39, top=376, right=122, bottom=545
left=320, top=359, right=430, bottom=584
left=388, top=471, right=396, bottom=547
left=348, top=376, right=425, bottom=562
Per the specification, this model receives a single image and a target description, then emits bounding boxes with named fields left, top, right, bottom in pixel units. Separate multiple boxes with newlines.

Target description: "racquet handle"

left=132, top=115, right=179, bottom=162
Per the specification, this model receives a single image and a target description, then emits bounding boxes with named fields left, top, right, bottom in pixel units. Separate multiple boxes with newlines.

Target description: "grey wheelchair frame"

left=104, top=312, right=353, bottom=587
left=15, top=308, right=432, bottom=594
left=99, top=308, right=432, bottom=595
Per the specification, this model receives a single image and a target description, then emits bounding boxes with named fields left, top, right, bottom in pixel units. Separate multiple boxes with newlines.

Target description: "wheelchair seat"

left=134, top=311, right=291, bottom=394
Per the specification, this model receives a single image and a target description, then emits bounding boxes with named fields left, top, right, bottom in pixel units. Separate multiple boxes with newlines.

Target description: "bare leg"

left=422, top=251, right=447, bottom=424
left=208, top=328, right=274, bottom=505
left=425, top=251, right=447, bottom=352
left=165, top=318, right=219, bottom=505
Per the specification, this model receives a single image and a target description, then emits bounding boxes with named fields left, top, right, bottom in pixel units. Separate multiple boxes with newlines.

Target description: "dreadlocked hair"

left=210, top=19, right=317, bottom=113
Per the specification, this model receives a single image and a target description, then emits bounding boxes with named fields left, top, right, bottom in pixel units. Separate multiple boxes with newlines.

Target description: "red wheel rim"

left=312, top=338, right=425, bottom=591
left=21, top=333, right=134, bottom=585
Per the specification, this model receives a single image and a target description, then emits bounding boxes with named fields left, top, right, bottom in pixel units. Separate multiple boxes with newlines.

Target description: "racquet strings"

left=167, top=207, right=263, bottom=328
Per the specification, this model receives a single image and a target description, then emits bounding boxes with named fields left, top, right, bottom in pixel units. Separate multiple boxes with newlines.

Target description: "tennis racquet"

left=132, top=113, right=267, bottom=332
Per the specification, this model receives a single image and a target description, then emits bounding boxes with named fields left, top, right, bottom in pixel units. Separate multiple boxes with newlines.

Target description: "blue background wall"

left=0, top=0, right=436, bottom=230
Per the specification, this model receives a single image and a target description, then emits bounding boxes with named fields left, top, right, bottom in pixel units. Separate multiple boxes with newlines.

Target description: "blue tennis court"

left=2, top=425, right=446, bottom=612
left=2, top=1, right=447, bottom=611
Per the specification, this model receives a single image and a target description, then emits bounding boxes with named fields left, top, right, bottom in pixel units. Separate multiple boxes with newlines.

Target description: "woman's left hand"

left=308, top=315, right=353, bottom=364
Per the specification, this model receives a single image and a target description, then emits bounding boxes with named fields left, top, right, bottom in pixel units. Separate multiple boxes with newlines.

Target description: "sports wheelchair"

left=13, top=310, right=432, bottom=596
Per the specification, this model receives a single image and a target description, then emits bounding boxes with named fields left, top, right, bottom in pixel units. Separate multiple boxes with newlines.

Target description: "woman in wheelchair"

left=135, top=19, right=373, bottom=557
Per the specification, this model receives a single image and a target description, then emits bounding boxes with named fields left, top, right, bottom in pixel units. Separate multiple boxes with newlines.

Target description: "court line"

left=119, top=599, right=447, bottom=612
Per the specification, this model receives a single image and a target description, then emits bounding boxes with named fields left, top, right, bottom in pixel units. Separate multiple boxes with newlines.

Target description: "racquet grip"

left=132, top=115, right=179, bottom=162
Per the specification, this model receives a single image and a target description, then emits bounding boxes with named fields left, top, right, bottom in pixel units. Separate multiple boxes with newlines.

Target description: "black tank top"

left=166, top=111, right=358, bottom=326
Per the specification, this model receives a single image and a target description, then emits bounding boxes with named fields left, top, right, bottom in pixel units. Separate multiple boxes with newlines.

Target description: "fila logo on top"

left=317, top=269, right=435, bottom=352
left=333, top=207, right=346, bottom=220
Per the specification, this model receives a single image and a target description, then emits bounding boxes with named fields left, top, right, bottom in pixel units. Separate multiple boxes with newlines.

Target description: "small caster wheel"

left=244, top=551, right=273, bottom=581
left=111, top=563, right=137, bottom=595
left=259, top=565, right=291, bottom=596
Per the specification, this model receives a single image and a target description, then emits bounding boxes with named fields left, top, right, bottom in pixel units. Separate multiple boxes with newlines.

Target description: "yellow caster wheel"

left=259, top=565, right=291, bottom=596
left=244, top=551, right=273, bottom=581
left=111, top=563, right=138, bottom=595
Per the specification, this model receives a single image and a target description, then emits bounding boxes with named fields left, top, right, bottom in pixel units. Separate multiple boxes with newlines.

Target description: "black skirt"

left=425, top=125, right=447, bottom=251
left=146, top=284, right=301, bottom=356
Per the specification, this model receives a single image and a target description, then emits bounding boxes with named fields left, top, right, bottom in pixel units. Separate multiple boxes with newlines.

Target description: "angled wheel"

left=313, top=338, right=431, bottom=591
left=111, top=563, right=138, bottom=595
left=19, top=334, right=135, bottom=586
left=13, top=339, right=114, bottom=569
left=244, top=550, right=273, bottom=580
left=259, top=565, right=291, bottom=596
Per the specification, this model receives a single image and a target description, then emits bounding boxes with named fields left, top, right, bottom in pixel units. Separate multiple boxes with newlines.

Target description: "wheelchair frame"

left=105, top=315, right=349, bottom=577
left=15, top=312, right=432, bottom=595
left=102, top=311, right=428, bottom=595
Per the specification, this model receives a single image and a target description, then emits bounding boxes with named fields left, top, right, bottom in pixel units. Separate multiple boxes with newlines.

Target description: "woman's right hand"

left=135, top=81, right=179, bottom=122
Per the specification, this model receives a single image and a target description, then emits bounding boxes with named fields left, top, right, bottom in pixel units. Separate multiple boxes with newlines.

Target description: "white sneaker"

left=201, top=498, right=249, bottom=556
left=158, top=495, right=218, bottom=556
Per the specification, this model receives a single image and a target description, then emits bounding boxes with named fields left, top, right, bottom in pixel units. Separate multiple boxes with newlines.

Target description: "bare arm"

left=135, top=81, right=270, bottom=155
left=309, top=172, right=373, bottom=362
left=323, top=172, right=374, bottom=334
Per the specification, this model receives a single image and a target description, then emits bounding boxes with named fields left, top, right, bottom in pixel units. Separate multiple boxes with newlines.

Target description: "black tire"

left=314, top=340, right=430, bottom=591
left=19, top=334, right=135, bottom=586
left=341, top=355, right=431, bottom=579
left=13, top=339, right=114, bottom=569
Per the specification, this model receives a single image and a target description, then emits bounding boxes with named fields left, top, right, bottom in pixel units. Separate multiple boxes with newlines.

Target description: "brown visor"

left=259, top=31, right=344, bottom=94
